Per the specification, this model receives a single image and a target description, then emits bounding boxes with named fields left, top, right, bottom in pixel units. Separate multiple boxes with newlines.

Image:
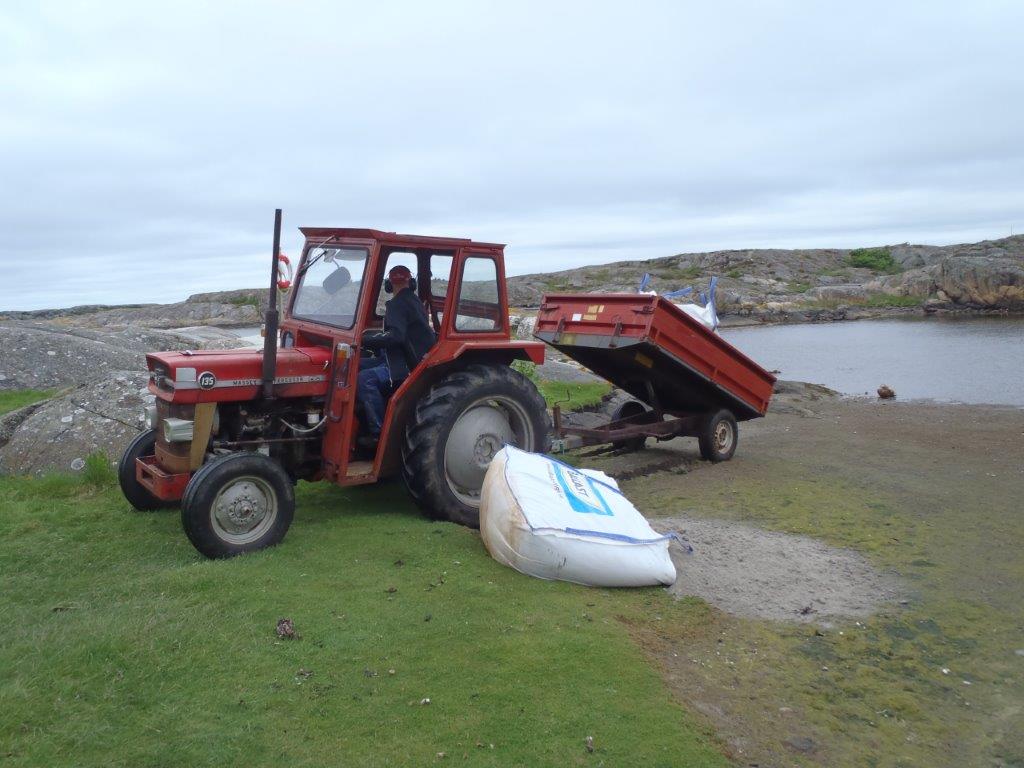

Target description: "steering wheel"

left=277, top=252, right=293, bottom=292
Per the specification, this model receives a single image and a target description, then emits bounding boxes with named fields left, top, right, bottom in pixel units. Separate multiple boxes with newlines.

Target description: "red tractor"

left=119, top=211, right=551, bottom=558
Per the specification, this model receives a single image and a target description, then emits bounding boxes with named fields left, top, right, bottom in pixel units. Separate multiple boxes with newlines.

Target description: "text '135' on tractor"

left=120, top=210, right=775, bottom=558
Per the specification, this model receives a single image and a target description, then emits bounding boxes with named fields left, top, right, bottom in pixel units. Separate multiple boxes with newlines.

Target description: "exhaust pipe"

left=261, top=208, right=282, bottom=400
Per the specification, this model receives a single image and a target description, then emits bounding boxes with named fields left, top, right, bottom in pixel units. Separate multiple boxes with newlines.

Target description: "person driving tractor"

left=357, top=264, right=435, bottom=440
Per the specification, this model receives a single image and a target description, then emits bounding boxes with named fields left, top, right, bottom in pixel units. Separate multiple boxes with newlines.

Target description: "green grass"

left=804, top=293, right=922, bottom=310
left=787, top=281, right=811, bottom=294
left=228, top=294, right=261, bottom=309
left=0, top=389, right=54, bottom=416
left=513, top=361, right=613, bottom=411
left=0, top=474, right=726, bottom=767
left=725, top=269, right=743, bottom=279
left=537, top=380, right=612, bottom=411
left=654, top=266, right=702, bottom=282
left=848, top=247, right=900, bottom=273
left=863, top=293, right=922, bottom=308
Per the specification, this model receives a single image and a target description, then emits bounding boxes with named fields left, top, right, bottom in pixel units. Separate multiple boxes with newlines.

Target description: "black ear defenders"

left=383, top=277, right=416, bottom=294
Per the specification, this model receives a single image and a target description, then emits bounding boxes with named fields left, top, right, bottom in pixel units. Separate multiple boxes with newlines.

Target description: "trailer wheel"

left=611, top=399, right=649, bottom=451
left=698, top=409, right=738, bottom=462
left=118, top=429, right=174, bottom=511
left=403, top=363, right=551, bottom=528
left=181, top=452, right=295, bottom=559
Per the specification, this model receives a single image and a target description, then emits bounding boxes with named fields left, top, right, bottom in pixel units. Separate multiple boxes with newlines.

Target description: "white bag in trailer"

left=479, top=446, right=677, bottom=587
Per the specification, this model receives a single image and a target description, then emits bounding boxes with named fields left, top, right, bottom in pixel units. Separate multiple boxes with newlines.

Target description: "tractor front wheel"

left=118, top=429, right=174, bottom=511
left=402, top=364, right=551, bottom=528
left=181, top=452, right=295, bottom=559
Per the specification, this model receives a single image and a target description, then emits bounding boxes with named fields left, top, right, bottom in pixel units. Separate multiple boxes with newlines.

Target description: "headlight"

left=163, top=418, right=194, bottom=443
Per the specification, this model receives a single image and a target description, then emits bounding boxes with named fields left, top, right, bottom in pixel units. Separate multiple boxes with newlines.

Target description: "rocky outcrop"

left=507, top=235, right=1024, bottom=315
left=938, top=253, right=1024, bottom=308
left=0, top=322, right=244, bottom=391
left=0, top=371, right=153, bottom=475
left=0, top=289, right=266, bottom=330
left=873, top=237, right=1024, bottom=309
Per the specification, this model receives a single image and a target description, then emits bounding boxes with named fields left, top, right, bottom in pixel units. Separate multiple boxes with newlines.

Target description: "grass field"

left=0, top=472, right=725, bottom=767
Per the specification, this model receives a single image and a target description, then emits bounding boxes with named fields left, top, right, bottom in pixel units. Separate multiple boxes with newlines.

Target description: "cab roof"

left=298, top=227, right=504, bottom=250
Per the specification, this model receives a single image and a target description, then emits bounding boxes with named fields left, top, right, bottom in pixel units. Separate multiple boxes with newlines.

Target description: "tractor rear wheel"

left=118, top=429, right=174, bottom=511
left=402, top=363, right=551, bottom=528
left=181, top=452, right=295, bottom=559
left=698, top=409, right=738, bottom=462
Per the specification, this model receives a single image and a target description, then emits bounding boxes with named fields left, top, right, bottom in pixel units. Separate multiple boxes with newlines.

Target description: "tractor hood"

left=146, top=346, right=332, bottom=403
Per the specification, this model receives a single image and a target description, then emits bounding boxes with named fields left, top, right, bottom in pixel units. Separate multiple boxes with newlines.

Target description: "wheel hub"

left=714, top=421, right=733, bottom=451
left=444, top=404, right=516, bottom=494
left=214, top=479, right=270, bottom=536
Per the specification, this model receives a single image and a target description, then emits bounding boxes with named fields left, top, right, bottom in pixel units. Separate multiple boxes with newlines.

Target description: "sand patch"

left=652, top=515, right=901, bottom=622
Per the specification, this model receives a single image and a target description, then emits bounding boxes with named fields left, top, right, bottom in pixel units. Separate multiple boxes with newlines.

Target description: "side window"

left=455, top=256, right=501, bottom=332
left=429, top=254, right=454, bottom=325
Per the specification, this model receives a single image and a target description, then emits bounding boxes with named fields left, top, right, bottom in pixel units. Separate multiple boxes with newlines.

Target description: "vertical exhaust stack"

left=261, top=208, right=283, bottom=400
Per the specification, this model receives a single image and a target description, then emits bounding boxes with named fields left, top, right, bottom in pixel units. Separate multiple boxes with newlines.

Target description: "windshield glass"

left=291, top=246, right=368, bottom=328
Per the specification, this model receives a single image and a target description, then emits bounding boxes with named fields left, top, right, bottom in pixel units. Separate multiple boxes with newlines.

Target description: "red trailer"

left=533, top=293, right=776, bottom=459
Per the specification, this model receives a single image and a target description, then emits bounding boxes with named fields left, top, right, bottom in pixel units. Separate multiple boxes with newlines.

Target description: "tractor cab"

left=281, top=229, right=545, bottom=486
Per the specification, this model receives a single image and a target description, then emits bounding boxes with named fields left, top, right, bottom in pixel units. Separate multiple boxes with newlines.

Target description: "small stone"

left=70, top=458, right=85, bottom=471
left=877, top=384, right=896, bottom=399
left=420, top=697, right=431, bottom=705
left=784, top=737, right=817, bottom=753
left=47, top=350, right=56, bottom=356
left=585, top=735, right=594, bottom=753
left=60, top=415, right=73, bottom=424
left=276, top=618, right=296, bottom=639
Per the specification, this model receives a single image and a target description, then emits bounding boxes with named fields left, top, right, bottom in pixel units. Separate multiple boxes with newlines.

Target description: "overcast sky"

left=1, top=1, right=1022, bottom=310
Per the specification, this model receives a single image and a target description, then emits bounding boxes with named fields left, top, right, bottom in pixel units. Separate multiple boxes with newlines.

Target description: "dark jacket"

left=361, top=288, right=435, bottom=381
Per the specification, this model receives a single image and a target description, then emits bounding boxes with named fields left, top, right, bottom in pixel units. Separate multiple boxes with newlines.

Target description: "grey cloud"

left=1, top=1, right=1023, bottom=309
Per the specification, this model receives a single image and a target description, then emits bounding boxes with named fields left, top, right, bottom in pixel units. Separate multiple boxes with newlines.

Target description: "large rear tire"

left=402, top=364, right=551, bottom=528
left=118, top=429, right=174, bottom=511
left=181, top=452, right=295, bottom=559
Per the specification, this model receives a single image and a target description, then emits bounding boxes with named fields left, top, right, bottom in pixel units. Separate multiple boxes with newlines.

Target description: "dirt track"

left=576, top=392, right=1024, bottom=767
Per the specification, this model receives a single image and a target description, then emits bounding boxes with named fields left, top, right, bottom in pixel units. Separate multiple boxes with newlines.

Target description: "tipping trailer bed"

left=533, top=293, right=776, bottom=453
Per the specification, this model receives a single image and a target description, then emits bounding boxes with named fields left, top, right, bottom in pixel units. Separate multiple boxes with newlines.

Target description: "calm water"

left=721, top=317, right=1024, bottom=406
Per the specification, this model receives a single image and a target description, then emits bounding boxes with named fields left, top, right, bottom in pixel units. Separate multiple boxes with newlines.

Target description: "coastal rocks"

left=0, top=288, right=266, bottom=330
left=878, top=385, right=896, bottom=399
left=0, top=322, right=242, bottom=391
left=65, top=298, right=263, bottom=329
left=770, top=380, right=838, bottom=416
left=0, top=323, right=146, bottom=390
left=504, top=236, right=1024, bottom=317
left=938, top=253, right=1024, bottom=308
left=0, top=372, right=153, bottom=476
left=805, top=284, right=870, bottom=303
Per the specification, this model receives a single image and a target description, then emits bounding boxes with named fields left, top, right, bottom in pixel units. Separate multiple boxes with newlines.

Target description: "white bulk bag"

left=479, top=446, right=677, bottom=587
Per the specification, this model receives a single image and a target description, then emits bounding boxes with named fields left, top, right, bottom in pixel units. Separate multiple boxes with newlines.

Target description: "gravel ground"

left=654, top=515, right=902, bottom=622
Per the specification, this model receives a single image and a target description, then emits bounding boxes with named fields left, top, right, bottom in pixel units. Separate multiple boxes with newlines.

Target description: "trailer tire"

left=402, top=363, right=551, bottom=528
left=181, top=452, right=295, bottom=559
left=118, top=429, right=174, bottom=511
left=611, top=399, right=649, bottom=451
left=698, top=409, right=738, bottom=462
